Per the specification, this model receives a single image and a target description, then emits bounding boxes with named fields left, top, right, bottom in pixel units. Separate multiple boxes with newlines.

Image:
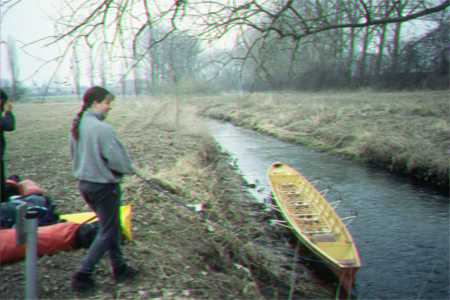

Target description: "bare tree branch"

left=12, top=0, right=448, bottom=91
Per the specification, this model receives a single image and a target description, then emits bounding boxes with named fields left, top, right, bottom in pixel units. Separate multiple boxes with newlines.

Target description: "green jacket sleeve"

left=0, top=112, right=15, bottom=132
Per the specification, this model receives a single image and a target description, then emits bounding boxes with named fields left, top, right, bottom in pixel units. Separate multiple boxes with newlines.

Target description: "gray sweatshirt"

left=70, top=111, right=134, bottom=183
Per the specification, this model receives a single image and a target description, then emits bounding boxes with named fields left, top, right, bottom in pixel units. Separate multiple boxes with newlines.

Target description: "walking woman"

left=0, top=89, right=15, bottom=202
left=70, top=86, right=137, bottom=292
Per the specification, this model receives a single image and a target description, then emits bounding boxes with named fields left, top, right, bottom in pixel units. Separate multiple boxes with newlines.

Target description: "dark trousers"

left=78, top=181, right=125, bottom=274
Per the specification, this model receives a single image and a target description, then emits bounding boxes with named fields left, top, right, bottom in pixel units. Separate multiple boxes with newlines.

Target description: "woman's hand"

left=2, top=100, right=13, bottom=116
left=4, top=100, right=12, bottom=112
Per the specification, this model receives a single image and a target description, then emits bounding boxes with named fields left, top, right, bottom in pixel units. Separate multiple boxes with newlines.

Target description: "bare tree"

left=0, top=0, right=24, bottom=83
left=70, top=39, right=82, bottom=96
left=48, top=1, right=448, bottom=72
left=85, top=40, right=95, bottom=87
left=374, top=0, right=396, bottom=76
left=13, top=0, right=442, bottom=94
left=6, top=36, right=19, bottom=98
left=99, top=43, right=108, bottom=88
left=390, top=0, right=410, bottom=73
left=118, top=26, right=130, bottom=95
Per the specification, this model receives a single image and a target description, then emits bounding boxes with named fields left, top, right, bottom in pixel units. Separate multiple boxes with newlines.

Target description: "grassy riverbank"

left=0, top=99, right=333, bottom=299
left=196, top=90, right=449, bottom=191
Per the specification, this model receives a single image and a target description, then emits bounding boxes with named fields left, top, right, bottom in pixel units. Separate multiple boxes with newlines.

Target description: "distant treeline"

left=2, top=13, right=448, bottom=99
left=232, top=20, right=449, bottom=91
left=132, top=19, right=449, bottom=94
left=123, top=1, right=449, bottom=93
left=133, top=19, right=449, bottom=93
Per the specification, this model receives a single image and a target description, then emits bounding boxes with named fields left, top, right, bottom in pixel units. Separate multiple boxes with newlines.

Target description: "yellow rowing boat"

left=267, top=162, right=361, bottom=293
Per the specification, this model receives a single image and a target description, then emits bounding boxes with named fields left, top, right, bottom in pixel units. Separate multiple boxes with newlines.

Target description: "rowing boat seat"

left=299, top=218, right=320, bottom=223
left=310, top=233, right=337, bottom=243
left=304, top=228, right=332, bottom=234
left=295, top=212, right=318, bottom=217
left=288, top=201, right=310, bottom=208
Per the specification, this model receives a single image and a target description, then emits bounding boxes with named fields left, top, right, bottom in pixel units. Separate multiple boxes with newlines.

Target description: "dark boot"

left=71, top=271, right=95, bottom=292
left=113, top=264, right=139, bottom=283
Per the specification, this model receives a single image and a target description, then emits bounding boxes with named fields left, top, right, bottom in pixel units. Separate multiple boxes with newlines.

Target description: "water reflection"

left=208, top=120, right=449, bottom=300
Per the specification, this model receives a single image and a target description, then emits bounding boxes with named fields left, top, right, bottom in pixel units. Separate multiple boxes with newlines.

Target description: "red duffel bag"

left=0, top=222, right=80, bottom=265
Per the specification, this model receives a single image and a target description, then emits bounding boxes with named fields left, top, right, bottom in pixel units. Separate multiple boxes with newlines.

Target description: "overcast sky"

left=0, top=1, right=440, bottom=89
left=1, top=0, right=63, bottom=85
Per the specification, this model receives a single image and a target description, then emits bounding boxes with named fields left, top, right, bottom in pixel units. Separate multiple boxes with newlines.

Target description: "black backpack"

left=0, top=195, right=59, bottom=229
left=0, top=201, right=17, bottom=228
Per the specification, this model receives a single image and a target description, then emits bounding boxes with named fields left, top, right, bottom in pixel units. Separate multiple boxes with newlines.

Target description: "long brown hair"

left=71, top=86, right=113, bottom=140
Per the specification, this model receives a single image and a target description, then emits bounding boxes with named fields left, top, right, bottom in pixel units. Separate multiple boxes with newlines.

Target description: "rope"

left=333, top=271, right=356, bottom=300
left=270, top=205, right=359, bottom=298
left=133, top=170, right=241, bottom=236
left=335, top=280, right=342, bottom=300
left=133, top=171, right=200, bottom=214
left=288, top=240, right=300, bottom=300
left=134, top=170, right=334, bottom=286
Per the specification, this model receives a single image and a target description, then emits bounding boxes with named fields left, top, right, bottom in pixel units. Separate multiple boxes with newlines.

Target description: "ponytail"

left=70, top=105, right=88, bottom=140
left=71, top=86, right=113, bottom=141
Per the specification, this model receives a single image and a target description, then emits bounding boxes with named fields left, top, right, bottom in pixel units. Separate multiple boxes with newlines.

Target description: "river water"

left=207, top=120, right=449, bottom=300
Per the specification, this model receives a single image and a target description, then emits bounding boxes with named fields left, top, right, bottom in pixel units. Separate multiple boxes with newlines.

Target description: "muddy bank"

left=195, top=91, right=449, bottom=192
left=0, top=100, right=333, bottom=299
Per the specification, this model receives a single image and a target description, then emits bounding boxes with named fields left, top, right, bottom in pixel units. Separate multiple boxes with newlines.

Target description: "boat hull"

left=267, top=162, right=361, bottom=293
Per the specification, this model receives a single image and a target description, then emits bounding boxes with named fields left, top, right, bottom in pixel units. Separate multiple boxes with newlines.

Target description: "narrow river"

left=207, top=120, right=449, bottom=300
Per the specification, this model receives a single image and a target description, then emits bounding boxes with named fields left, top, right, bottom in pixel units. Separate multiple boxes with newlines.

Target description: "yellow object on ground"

left=60, top=205, right=133, bottom=240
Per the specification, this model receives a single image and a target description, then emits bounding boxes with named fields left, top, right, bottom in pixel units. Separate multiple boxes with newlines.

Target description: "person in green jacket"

left=70, top=86, right=137, bottom=292
left=0, top=89, right=15, bottom=202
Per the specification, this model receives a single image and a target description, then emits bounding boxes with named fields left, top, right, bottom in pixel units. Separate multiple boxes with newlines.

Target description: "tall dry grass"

left=197, top=90, right=449, bottom=189
left=2, top=98, right=333, bottom=299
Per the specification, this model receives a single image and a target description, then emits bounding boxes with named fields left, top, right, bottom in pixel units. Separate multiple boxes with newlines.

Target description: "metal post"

left=25, top=208, right=39, bottom=300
